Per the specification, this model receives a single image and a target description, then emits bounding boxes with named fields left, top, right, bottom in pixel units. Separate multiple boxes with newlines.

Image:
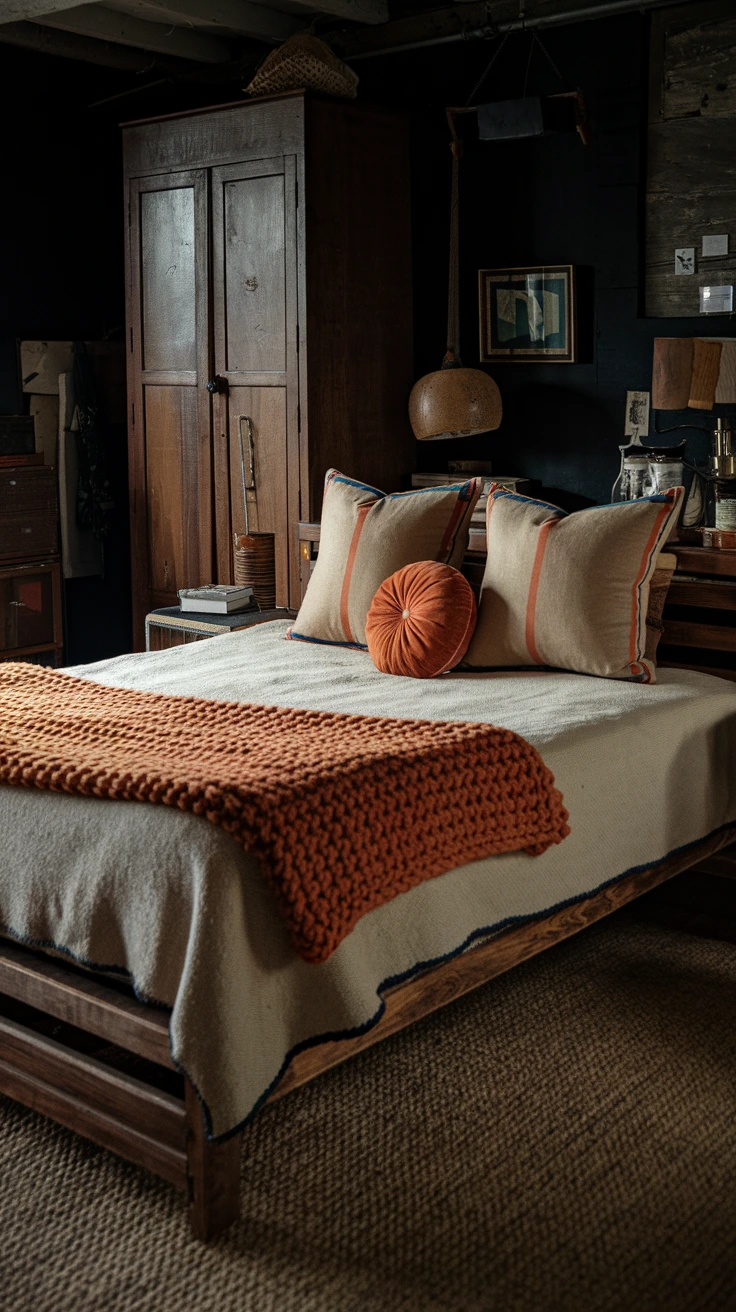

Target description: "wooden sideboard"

left=657, top=545, right=736, bottom=682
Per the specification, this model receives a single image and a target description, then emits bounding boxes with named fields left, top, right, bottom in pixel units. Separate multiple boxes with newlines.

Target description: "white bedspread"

left=2, top=621, right=736, bottom=1137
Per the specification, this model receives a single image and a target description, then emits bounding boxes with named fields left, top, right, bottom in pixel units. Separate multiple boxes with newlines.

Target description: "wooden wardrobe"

left=122, top=92, right=414, bottom=649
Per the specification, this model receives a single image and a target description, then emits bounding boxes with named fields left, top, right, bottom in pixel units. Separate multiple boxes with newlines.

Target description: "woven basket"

left=234, top=531, right=276, bottom=612
left=246, top=34, right=358, bottom=100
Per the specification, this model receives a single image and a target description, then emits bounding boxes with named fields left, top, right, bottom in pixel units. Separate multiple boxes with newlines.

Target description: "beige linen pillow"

left=288, top=469, right=481, bottom=649
left=463, top=486, right=684, bottom=682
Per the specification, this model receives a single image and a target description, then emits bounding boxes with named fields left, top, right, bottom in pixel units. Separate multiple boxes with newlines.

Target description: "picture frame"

left=478, top=264, right=577, bottom=363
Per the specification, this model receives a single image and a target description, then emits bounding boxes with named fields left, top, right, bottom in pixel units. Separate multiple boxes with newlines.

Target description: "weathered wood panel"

left=663, top=16, right=736, bottom=120
left=645, top=2, right=736, bottom=318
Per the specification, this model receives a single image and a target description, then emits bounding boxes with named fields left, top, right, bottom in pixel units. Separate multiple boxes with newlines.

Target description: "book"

left=411, top=473, right=530, bottom=497
left=178, top=584, right=256, bottom=614
left=148, top=606, right=265, bottom=633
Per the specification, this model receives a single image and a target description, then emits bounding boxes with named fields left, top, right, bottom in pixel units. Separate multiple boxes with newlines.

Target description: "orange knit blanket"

left=0, top=664, right=569, bottom=964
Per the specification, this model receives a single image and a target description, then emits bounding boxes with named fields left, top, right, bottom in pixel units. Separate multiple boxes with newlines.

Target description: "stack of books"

left=410, top=474, right=531, bottom=551
left=178, top=585, right=258, bottom=615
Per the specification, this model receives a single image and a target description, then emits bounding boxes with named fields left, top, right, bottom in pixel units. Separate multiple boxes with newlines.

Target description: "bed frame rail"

left=2, top=824, right=736, bottom=1242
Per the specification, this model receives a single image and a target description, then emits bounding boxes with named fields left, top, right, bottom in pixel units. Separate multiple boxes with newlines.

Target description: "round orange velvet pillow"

left=365, top=561, right=477, bottom=678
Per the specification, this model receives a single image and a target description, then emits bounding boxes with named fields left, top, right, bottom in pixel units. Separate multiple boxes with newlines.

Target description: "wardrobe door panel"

left=140, top=187, right=197, bottom=373
left=127, top=170, right=211, bottom=646
left=144, top=387, right=199, bottom=597
left=227, top=387, right=289, bottom=605
left=212, top=157, right=299, bottom=606
left=223, top=175, right=287, bottom=374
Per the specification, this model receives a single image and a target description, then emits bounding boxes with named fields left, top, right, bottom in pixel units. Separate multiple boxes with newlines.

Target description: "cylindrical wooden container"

left=233, top=531, right=276, bottom=612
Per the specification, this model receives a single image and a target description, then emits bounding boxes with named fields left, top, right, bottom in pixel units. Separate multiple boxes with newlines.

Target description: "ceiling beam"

left=338, top=0, right=693, bottom=57
left=28, top=3, right=234, bottom=61
left=272, top=0, right=388, bottom=26
left=118, top=0, right=301, bottom=43
left=0, top=0, right=88, bottom=19
left=0, top=18, right=202, bottom=67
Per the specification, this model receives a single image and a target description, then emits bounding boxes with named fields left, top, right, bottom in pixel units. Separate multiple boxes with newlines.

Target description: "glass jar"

left=643, top=456, right=684, bottom=497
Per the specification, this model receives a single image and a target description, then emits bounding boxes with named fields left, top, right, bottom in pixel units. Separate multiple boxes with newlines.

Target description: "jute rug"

left=2, top=916, right=736, bottom=1312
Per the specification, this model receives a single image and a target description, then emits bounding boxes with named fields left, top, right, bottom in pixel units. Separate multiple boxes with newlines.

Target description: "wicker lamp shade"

left=409, top=364, right=502, bottom=441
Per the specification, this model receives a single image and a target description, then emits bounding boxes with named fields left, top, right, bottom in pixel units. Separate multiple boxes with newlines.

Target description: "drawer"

left=0, top=511, right=58, bottom=559
left=0, top=466, right=58, bottom=560
left=0, top=561, right=62, bottom=659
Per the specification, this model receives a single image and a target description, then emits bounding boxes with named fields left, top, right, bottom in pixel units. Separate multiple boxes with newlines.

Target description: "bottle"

left=706, top=420, right=736, bottom=530
left=713, top=479, right=736, bottom=531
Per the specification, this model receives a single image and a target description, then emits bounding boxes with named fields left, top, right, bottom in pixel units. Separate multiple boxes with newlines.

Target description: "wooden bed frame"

left=2, top=824, right=735, bottom=1242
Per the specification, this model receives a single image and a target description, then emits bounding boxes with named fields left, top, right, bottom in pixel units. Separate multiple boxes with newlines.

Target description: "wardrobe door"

left=211, top=156, right=299, bottom=607
left=126, top=170, right=211, bottom=647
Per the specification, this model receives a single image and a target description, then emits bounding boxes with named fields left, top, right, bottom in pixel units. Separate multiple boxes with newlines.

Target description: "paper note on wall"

left=29, top=394, right=59, bottom=467
left=21, top=341, right=74, bottom=394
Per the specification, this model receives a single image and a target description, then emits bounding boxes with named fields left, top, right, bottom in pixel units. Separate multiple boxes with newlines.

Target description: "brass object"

left=710, top=418, right=736, bottom=479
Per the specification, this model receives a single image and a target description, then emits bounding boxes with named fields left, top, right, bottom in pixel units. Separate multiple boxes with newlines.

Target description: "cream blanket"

left=1, top=621, right=736, bottom=1138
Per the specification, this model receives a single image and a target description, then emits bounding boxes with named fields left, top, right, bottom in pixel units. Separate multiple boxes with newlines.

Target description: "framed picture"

left=478, top=265, right=577, bottom=363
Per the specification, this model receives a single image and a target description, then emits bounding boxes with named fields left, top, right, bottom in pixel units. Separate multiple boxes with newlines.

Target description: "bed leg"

left=184, top=1079, right=241, bottom=1242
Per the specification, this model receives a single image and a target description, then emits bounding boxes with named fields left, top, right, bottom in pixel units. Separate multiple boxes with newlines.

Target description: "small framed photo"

left=479, top=264, right=576, bottom=363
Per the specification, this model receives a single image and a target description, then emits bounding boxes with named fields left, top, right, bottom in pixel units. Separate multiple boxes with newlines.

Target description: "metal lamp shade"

left=409, top=366, right=502, bottom=441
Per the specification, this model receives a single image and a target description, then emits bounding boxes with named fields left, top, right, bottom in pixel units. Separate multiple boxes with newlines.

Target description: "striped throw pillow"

left=463, top=486, right=683, bottom=682
left=288, top=469, right=481, bottom=649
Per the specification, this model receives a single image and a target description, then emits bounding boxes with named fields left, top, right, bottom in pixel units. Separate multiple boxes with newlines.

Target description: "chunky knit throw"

left=0, top=665, right=570, bottom=964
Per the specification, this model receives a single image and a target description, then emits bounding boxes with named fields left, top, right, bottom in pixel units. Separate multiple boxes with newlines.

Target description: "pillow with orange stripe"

left=463, top=485, right=684, bottom=682
left=287, top=469, right=481, bottom=649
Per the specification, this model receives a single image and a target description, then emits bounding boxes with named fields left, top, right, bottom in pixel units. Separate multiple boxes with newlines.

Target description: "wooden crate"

left=657, top=545, right=736, bottom=682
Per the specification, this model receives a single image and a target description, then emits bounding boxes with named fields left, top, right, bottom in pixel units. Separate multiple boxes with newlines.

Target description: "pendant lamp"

left=409, top=111, right=502, bottom=441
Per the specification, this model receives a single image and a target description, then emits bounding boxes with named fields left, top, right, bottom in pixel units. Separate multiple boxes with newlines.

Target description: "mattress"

left=1, top=620, right=736, bottom=1138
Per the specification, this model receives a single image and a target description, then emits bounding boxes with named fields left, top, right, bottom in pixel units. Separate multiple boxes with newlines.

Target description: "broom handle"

left=237, top=415, right=255, bottom=537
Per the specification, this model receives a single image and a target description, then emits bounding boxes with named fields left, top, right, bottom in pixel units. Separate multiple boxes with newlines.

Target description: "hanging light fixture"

left=409, top=109, right=502, bottom=441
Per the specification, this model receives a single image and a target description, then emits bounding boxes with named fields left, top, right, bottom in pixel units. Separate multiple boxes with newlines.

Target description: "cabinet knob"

left=207, top=376, right=228, bottom=395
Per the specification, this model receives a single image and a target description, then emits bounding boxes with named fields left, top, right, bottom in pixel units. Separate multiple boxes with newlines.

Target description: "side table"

left=145, top=606, right=296, bottom=652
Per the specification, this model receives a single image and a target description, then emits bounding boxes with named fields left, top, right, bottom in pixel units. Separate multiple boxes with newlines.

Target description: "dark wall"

left=360, top=11, right=732, bottom=508
left=0, top=46, right=133, bottom=662
left=2, top=14, right=732, bottom=661
left=0, top=45, right=254, bottom=664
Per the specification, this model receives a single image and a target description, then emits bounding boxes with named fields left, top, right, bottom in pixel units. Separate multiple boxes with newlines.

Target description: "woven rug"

left=2, top=916, right=736, bottom=1311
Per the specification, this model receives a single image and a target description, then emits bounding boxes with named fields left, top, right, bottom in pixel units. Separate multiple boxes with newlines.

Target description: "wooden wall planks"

left=646, top=1, right=736, bottom=317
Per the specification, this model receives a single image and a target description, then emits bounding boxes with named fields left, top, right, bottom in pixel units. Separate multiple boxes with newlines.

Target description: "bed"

left=2, top=618, right=736, bottom=1239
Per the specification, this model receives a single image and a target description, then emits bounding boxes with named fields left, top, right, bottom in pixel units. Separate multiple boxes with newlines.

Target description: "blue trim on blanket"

left=286, top=630, right=368, bottom=651
left=3, top=816, right=735, bottom=1144
left=207, top=817, right=736, bottom=1142
left=0, top=921, right=171, bottom=1010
